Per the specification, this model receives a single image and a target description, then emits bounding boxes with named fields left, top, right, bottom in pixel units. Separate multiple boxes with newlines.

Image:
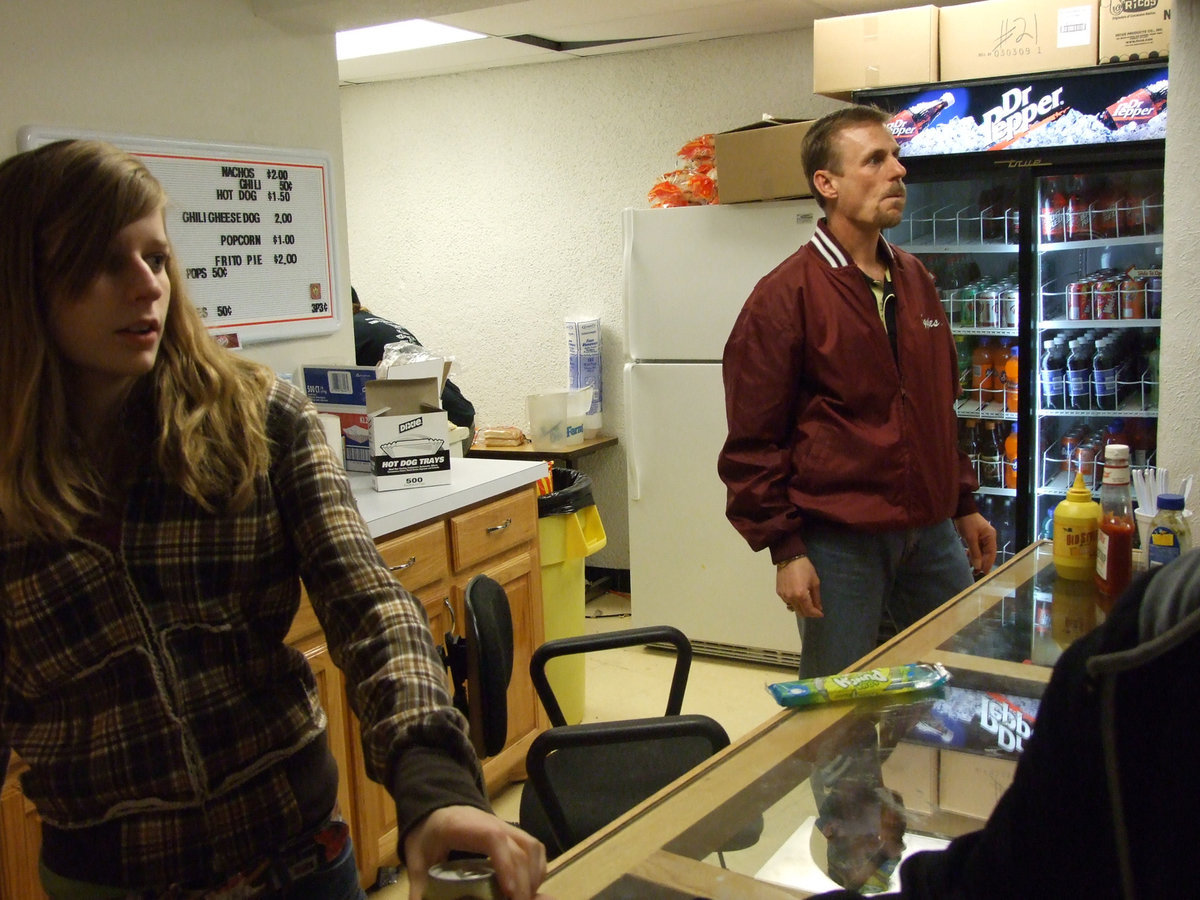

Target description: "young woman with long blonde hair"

left=0, top=140, right=545, bottom=900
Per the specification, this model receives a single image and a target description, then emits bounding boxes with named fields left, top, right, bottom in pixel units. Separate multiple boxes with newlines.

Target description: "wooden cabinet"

left=0, top=482, right=546, bottom=898
left=347, top=484, right=547, bottom=888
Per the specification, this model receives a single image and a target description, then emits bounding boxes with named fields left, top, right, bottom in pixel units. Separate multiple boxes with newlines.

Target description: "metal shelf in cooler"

left=900, top=242, right=1018, bottom=255
left=1038, top=318, right=1161, bottom=330
left=1038, top=231, right=1163, bottom=253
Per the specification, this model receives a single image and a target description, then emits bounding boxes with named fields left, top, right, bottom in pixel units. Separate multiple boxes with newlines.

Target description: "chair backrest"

left=529, top=625, right=693, bottom=727
left=520, top=625, right=730, bottom=857
left=463, top=574, right=514, bottom=758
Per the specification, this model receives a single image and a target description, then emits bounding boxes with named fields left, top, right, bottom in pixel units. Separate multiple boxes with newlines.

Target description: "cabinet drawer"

left=449, top=489, right=537, bottom=573
left=377, top=521, right=449, bottom=593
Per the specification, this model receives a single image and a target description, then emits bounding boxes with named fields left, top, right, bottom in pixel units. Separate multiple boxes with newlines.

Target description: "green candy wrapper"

left=767, top=662, right=951, bottom=708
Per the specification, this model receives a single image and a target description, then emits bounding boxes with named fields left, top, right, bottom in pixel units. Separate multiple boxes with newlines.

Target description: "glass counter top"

left=542, top=541, right=1112, bottom=899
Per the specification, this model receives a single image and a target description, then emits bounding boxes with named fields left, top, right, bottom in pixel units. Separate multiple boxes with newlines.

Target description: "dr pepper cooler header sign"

left=859, top=64, right=1168, bottom=158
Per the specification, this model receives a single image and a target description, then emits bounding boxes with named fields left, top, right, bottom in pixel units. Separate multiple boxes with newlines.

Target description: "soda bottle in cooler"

left=1091, top=177, right=1121, bottom=238
left=1098, top=80, right=1168, bottom=130
left=1066, top=338, right=1093, bottom=411
left=1040, top=177, right=1067, bottom=242
left=1040, top=339, right=1066, bottom=410
left=979, top=421, right=1004, bottom=488
left=1004, top=420, right=1019, bottom=489
left=959, top=418, right=981, bottom=481
left=1005, top=344, right=1020, bottom=413
left=1065, top=175, right=1093, bottom=241
left=971, top=341, right=993, bottom=408
left=1092, top=337, right=1118, bottom=411
left=887, top=91, right=955, bottom=144
left=988, top=339, right=1009, bottom=407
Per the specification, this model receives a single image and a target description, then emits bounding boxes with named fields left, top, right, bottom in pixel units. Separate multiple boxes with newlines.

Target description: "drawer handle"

left=485, top=518, right=512, bottom=534
left=390, top=556, right=417, bottom=572
left=443, top=597, right=456, bottom=632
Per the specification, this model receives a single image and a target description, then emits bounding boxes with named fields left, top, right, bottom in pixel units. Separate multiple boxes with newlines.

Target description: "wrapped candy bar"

left=767, top=662, right=951, bottom=708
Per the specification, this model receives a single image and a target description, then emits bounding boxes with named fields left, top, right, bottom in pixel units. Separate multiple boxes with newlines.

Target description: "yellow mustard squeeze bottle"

left=1054, top=471, right=1101, bottom=580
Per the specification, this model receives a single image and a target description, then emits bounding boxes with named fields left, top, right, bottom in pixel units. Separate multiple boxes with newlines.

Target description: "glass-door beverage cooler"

left=858, top=62, right=1168, bottom=564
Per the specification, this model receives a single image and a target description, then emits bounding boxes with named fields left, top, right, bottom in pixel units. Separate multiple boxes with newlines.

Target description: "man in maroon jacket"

left=718, top=106, right=996, bottom=678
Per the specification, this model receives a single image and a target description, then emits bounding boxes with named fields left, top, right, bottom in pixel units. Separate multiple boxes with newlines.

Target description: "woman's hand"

left=404, top=805, right=550, bottom=900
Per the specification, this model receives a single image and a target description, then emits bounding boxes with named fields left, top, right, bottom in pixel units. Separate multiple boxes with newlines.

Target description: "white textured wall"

left=0, top=0, right=354, bottom=376
left=1159, top=1, right=1200, bottom=505
left=340, top=30, right=843, bottom=569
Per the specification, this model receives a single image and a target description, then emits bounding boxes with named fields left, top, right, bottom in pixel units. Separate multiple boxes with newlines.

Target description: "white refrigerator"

left=623, top=199, right=820, bottom=667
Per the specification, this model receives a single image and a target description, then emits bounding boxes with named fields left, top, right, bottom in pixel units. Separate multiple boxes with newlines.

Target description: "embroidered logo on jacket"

left=922, top=317, right=941, bottom=329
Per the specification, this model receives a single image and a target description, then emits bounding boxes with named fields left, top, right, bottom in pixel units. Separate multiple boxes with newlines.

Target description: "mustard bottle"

left=1053, top=471, right=1101, bottom=580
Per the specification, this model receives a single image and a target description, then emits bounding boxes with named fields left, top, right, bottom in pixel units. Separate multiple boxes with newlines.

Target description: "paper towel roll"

left=317, top=413, right=345, bottom=467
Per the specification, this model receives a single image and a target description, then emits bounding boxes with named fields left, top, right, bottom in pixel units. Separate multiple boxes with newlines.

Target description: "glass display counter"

left=542, top=541, right=1108, bottom=898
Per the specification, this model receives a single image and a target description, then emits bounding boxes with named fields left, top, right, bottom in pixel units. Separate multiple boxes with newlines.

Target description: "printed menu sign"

left=19, top=126, right=342, bottom=344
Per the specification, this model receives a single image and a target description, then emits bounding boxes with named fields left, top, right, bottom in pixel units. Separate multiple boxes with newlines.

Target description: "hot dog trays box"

left=365, top=361, right=451, bottom=491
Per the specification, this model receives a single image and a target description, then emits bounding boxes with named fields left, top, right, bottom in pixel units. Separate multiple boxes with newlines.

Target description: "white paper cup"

left=526, top=391, right=568, bottom=447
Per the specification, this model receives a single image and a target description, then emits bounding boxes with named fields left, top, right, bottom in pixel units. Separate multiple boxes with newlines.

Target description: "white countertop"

left=349, top=456, right=548, bottom=538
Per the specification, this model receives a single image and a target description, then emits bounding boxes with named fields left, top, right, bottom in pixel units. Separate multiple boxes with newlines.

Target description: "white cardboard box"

left=366, top=374, right=451, bottom=491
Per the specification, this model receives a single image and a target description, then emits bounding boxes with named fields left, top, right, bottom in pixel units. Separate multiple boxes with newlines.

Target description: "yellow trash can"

left=537, top=469, right=607, bottom=725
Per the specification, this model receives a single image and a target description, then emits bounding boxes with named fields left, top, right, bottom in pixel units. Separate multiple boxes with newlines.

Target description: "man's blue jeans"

left=796, top=518, right=974, bottom=678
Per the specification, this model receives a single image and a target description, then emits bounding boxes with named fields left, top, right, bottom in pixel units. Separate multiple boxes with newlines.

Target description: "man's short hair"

left=801, top=106, right=891, bottom=208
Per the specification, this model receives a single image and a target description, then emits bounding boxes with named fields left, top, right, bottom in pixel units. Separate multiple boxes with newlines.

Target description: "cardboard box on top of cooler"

left=939, top=0, right=1098, bottom=82
left=299, top=358, right=450, bottom=490
left=1100, top=0, right=1171, bottom=64
left=812, top=6, right=939, bottom=100
left=714, top=119, right=815, bottom=204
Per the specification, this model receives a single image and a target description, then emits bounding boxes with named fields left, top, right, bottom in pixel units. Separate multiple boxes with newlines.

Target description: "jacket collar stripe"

left=810, top=227, right=848, bottom=268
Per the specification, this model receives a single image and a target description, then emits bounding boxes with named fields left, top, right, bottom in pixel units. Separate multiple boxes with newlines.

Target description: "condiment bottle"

left=1148, top=493, right=1192, bottom=569
left=1054, top=471, right=1101, bottom=580
left=1095, top=444, right=1134, bottom=606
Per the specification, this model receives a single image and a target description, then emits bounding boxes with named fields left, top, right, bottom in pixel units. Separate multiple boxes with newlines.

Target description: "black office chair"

left=444, top=574, right=513, bottom=758
left=518, top=626, right=735, bottom=858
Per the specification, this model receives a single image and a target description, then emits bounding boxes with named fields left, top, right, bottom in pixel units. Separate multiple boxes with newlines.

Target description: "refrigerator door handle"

left=624, top=362, right=641, bottom=501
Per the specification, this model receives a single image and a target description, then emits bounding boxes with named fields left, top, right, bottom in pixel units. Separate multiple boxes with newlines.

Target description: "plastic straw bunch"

left=1132, top=467, right=1193, bottom=514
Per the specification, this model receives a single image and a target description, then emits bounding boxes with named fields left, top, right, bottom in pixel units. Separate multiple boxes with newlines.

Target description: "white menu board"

left=19, top=126, right=342, bottom=345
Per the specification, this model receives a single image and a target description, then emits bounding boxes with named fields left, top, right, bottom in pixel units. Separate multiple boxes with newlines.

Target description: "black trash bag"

left=537, top=468, right=595, bottom=517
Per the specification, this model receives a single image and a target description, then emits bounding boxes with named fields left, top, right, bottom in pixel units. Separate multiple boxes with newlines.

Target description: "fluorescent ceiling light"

left=336, top=19, right=486, bottom=60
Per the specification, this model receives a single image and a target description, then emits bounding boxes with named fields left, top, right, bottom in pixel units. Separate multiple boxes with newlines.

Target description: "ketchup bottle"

left=1095, top=443, right=1134, bottom=609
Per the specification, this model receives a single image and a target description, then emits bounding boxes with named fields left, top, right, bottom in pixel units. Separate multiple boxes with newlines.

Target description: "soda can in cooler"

left=1000, top=286, right=1019, bottom=328
left=1093, top=278, right=1119, bottom=320
left=1145, top=276, right=1163, bottom=318
left=958, top=284, right=978, bottom=327
left=1066, top=281, right=1092, bottom=320
left=942, top=288, right=960, bottom=325
left=977, top=287, right=1000, bottom=328
left=1119, top=277, right=1145, bottom=319
left=425, top=860, right=502, bottom=899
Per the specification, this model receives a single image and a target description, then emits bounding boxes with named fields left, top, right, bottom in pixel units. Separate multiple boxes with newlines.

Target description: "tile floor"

left=368, top=592, right=794, bottom=897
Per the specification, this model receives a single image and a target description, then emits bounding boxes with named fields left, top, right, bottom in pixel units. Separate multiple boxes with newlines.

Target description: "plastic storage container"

left=538, top=469, right=607, bottom=724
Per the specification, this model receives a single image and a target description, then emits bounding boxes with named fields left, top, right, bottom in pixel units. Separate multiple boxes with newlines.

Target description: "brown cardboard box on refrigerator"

left=813, top=6, right=939, bottom=100
left=940, top=0, right=1098, bottom=82
left=1100, top=0, right=1171, bottom=64
left=713, top=119, right=814, bottom=204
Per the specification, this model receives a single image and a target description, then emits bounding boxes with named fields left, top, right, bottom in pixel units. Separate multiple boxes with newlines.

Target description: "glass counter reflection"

left=663, top=668, right=1043, bottom=895
left=940, top=559, right=1107, bottom=666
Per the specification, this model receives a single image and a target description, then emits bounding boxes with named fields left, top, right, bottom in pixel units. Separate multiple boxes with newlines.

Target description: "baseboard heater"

left=648, top=638, right=801, bottom=671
